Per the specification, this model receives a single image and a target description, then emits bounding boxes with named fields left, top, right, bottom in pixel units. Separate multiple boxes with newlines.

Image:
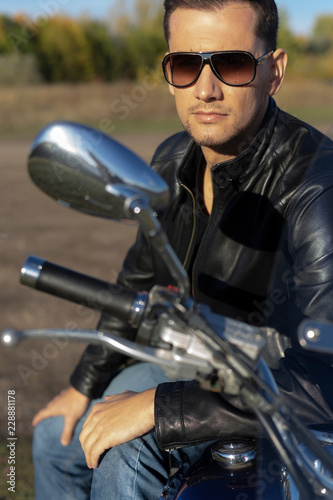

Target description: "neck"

left=201, top=146, right=236, bottom=169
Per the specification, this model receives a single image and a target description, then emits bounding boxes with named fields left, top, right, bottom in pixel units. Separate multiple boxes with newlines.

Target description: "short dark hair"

left=163, top=0, right=279, bottom=51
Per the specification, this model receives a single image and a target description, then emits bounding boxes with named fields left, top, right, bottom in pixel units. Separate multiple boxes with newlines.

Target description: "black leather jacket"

left=71, top=98, right=333, bottom=450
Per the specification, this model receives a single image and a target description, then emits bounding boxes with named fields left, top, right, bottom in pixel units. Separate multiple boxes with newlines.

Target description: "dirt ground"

left=0, top=132, right=170, bottom=437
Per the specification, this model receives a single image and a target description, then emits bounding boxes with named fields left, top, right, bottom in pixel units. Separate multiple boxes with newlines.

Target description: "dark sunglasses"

left=162, top=50, right=274, bottom=88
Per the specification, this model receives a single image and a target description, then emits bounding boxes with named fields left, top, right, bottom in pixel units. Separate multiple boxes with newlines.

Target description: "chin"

left=185, top=122, right=232, bottom=149
left=186, top=120, right=254, bottom=153
left=189, top=131, right=231, bottom=149
left=195, top=137, right=226, bottom=148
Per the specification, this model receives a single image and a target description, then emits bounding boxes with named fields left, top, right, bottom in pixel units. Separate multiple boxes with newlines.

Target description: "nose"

left=194, top=61, right=224, bottom=102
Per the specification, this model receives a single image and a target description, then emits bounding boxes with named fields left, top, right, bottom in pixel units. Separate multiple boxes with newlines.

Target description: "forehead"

left=168, top=4, right=262, bottom=53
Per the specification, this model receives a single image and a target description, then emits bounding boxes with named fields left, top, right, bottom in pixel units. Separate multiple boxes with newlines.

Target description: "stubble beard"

left=184, top=105, right=264, bottom=157
left=184, top=119, right=249, bottom=154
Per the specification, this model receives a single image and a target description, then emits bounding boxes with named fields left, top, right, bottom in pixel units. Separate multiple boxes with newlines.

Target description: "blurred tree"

left=112, top=0, right=167, bottom=79
left=34, top=16, right=94, bottom=82
left=0, top=14, right=35, bottom=54
left=277, top=9, right=302, bottom=67
left=0, top=16, right=12, bottom=53
left=80, top=19, right=122, bottom=81
left=295, top=15, right=333, bottom=82
left=309, top=15, right=333, bottom=53
left=0, top=6, right=332, bottom=84
left=315, top=50, right=333, bottom=81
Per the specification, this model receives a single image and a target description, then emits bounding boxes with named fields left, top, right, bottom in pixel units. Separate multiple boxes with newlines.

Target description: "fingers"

left=32, top=387, right=90, bottom=425
left=32, top=409, right=46, bottom=427
left=32, top=387, right=90, bottom=450
left=79, top=389, right=156, bottom=469
left=80, top=400, right=120, bottom=468
left=80, top=410, right=106, bottom=469
left=32, top=402, right=78, bottom=446
left=82, top=435, right=105, bottom=469
left=60, top=418, right=76, bottom=446
left=32, top=405, right=58, bottom=426
left=81, top=401, right=102, bottom=430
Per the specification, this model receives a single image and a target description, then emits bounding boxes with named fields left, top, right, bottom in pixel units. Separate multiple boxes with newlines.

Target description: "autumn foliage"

left=0, top=0, right=332, bottom=84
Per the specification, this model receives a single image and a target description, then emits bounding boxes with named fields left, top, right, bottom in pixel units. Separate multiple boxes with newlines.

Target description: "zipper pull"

left=168, top=448, right=180, bottom=478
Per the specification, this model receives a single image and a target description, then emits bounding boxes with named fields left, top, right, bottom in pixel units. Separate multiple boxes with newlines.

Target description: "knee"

left=92, top=441, right=139, bottom=483
left=91, top=442, right=136, bottom=497
left=32, top=416, right=64, bottom=461
left=91, top=436, right=169, bottom=499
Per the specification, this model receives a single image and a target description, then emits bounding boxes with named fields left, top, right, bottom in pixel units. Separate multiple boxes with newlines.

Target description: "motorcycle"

left=2, top=121, right=333, bottom=499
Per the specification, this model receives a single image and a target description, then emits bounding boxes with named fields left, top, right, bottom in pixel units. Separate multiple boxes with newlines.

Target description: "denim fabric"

left=33, top=362, right=209, bottom=499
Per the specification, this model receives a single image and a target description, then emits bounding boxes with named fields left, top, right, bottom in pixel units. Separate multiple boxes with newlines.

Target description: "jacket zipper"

left=180, top=183, right=197, bottom=299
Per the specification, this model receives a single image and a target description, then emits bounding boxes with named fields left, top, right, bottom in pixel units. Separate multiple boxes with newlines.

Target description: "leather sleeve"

left=155, top=380, right=259, bottom=450
left=287, top=168, right=333, bottom=331
left=70, top=314, right=137, bottom=399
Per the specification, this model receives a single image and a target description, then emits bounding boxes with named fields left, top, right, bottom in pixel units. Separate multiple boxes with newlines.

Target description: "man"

left=32, top=0, right=333, bottom=498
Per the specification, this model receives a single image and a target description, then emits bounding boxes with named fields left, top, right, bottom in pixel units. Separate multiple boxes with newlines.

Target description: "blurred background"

left=0, top=0, right=332, bottom=498
left=0, top=0, right=332, bottom=135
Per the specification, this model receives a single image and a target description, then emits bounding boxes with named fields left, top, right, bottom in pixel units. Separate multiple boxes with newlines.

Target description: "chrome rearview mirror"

left=28, top=121, right=170, bottom=219
left=28, top=121, right=190, bottom=299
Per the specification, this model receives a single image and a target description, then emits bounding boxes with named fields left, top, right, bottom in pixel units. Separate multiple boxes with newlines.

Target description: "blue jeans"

left=33, top=362, right=211, bottom=499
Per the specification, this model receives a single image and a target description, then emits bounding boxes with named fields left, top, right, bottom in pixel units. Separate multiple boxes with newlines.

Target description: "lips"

left=193, top=110, right=227, bottom=123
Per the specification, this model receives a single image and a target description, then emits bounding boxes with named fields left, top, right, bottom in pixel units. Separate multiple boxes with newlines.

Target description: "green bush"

left=35, top=16, right=94, bottom=82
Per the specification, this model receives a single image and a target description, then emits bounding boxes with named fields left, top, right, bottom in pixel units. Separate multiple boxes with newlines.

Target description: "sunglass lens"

left=212, top=52, right=254, bottom=85
left=165, top=54, right=202, bottom=87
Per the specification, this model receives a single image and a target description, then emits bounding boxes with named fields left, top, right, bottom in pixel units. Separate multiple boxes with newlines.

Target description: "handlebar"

left=20, top=256, right=148, bottom=327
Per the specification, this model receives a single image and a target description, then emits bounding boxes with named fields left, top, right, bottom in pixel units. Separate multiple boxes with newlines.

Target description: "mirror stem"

left=126, top=196, right=191, bottom=301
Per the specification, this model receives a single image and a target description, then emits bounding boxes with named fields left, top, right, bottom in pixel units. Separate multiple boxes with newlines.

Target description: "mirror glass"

left=28, top=121, right=170, bottom=219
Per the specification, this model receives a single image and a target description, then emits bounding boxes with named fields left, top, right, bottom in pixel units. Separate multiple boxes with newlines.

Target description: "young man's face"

left=167, top=3, right=284, bottom=160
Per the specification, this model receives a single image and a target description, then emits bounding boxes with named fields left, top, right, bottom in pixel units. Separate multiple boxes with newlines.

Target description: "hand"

left=32, top=386, right=90, bottom=446
left=79, top=389, right=156, bottom=469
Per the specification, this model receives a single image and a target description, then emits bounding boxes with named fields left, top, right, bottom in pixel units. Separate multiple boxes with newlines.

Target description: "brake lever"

left=1, top=326, right=213, bottom=382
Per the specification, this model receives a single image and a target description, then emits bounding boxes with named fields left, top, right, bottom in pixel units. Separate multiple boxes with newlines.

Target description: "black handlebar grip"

left=20, top=256, right=138, bottom=324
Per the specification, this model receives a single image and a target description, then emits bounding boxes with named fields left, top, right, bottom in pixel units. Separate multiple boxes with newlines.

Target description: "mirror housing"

left=28, top=121, right=170, bottom=220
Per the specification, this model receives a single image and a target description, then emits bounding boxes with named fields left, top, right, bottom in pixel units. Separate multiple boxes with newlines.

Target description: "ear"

left=169, top=84, right=175, bottom=96
left=267, top=49, right=288, bottom=96
left=163, top=52, right=176, bottom=96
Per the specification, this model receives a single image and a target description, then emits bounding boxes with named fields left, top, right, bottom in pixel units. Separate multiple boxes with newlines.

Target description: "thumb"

left=61, top=418, right=76, bottom=446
